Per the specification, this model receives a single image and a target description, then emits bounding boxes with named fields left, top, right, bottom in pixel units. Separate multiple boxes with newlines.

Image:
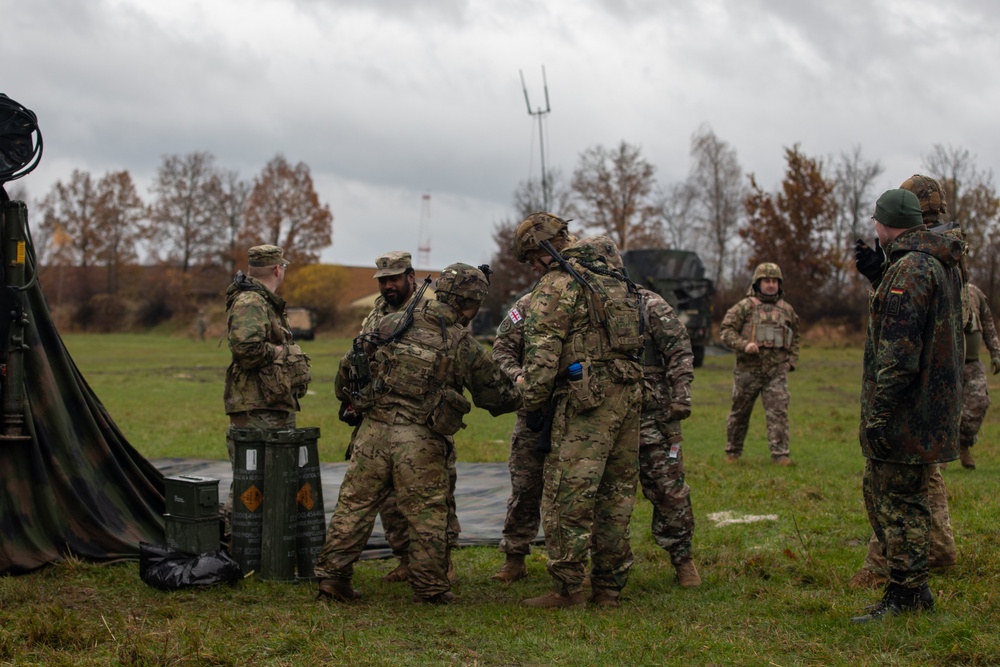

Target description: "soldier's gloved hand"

left=338, top=401, right=363, bottom=427
left=855, top=238, right=885, bottom=285
left=526, top=409, right=548, bottom=433
left=668, top=402, right=691, bottom=421
left=992, top=356, right=1000, bottom=375
left=865, top=425, right=891, bottom=459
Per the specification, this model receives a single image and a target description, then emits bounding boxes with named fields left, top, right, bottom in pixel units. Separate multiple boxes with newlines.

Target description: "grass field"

left=1, top=333, right=999, bottom=666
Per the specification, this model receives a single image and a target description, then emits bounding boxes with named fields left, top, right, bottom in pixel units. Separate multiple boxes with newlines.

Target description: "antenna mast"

left=520, top=66, right=551, bottom=210
left=417, top=193, right=432, bottom=269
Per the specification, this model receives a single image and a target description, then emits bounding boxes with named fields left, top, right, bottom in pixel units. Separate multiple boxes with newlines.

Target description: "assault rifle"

left=539, top=239, right=593, bottom=292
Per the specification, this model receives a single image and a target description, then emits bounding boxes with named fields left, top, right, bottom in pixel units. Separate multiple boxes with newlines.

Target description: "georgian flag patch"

left=508, top=307, right=523, bottom=324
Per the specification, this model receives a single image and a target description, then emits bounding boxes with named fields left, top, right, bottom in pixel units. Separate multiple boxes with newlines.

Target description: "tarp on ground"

left=153, top=459, right=527, bottom=559
left=0, top=253, right=165, bottom=574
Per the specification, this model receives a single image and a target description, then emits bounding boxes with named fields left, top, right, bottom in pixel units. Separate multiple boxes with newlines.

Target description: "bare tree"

left=687, top=125, right=744, bottom=288
left=148, top=151, right=228, bottom=272
left=37, top=169, right=101, bottom=269
left=832, top=146, right=883, bottom=292
left=241, top=155, right=333, bottom=265
left=656, top=181, right=697, bottom=252
left=207, top=169, right=251, bottom=274
left=94, top=170, right=145, bottom=294
left=570, top=140, right=662, bottom=251
left=513, top=168, right=575, bottom=220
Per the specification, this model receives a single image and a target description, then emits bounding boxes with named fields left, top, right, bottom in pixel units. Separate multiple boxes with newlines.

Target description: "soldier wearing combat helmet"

left=316, top=263, right=519, bottom=604
left=719, top=261, right=800, bottom=465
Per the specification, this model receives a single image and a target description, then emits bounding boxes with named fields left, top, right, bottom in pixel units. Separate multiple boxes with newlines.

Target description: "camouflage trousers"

left=541, top=381, right=642, bottom=595
left=960, top=360, right=991, bottom=448
left=862, top=458, right=933, bottom=588
left=314, top=419, right=452, bottom=598
left=377, top=440, right=460, bottom=561
left=725, top=367, right=790, bottom=459
left=859, top=464, right=956, bottom=576
left=224, top=410, right=296, bottom=532
left=498, top=412, right=545, bottom=556
left=638, top=416, right=694, bottom=566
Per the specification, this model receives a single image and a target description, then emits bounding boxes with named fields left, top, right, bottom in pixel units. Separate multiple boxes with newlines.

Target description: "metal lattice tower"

left=520, top=66, right=551, bottom=211
left=417, top=193, right=432, bottom=269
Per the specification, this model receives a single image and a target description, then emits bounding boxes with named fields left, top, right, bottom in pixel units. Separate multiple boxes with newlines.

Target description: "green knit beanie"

left=874, top=189, right=923, bottom=229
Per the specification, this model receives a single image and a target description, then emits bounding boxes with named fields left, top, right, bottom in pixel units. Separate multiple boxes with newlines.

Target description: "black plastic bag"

left=139, top=542, right=242, bottom=590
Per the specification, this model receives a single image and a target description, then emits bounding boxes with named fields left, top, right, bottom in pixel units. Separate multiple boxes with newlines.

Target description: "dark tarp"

left=0, top=267, right=165, bottom=574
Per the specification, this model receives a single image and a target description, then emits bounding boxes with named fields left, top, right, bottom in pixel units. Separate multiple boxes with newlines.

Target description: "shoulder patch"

left=886, top=287, right=904, bottom=316
left=508, top=306, right=523, bottom=325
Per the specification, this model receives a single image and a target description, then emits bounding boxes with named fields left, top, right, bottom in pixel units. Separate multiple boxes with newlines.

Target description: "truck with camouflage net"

left=622, top=248, right=715, bottom=367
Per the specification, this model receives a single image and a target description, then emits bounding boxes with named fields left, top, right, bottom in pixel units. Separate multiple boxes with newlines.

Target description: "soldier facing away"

left=719, top=262, right=800, bottom=466
left=958, top=282, right=1000, bottom=469
left=513, top=216, right=645, bottom=608
left=315, top=263, right=519, bottom=604
left=223, top=245, right=311, bottom=533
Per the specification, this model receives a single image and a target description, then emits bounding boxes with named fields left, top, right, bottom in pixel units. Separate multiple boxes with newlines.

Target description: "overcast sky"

left=5, top=0, right=999, bottom=271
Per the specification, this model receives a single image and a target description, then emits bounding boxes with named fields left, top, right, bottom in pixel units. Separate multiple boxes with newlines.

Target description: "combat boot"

left=316, top=578, right=362, bottom=603
left=848, top=569, right=888, bottom=590
left=413, top=591, right=457, bottom=605
left=724, top=454, right=740, bottom=464
left=960, top=445, right=976, bottom=470
left=851, top=583, right=930, bottom=623
left=382, top=558, right=410, bottom=583
left=490, top=554, right=527, bottom=583
left=675, top=559, right=702, bottom=588
left=589, top=588, right=620, bottom=607
left=773, top=455, right=795, bottom=467
left=521, top=591, right=586, bottom=609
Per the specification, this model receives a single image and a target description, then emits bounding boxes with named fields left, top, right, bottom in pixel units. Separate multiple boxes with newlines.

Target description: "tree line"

left=485, top=128, right=1000, bottom=330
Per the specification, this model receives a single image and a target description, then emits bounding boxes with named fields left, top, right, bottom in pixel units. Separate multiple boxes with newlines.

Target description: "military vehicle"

left=622, top=249, right=715, bottom=367
left=286, top=307, right=317, bottom=340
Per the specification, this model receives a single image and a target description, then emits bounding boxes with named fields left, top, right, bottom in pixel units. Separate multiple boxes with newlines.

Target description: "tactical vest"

left=746, top=297, right=794, bottom=350
left=559, top=258, right=643, bottom=371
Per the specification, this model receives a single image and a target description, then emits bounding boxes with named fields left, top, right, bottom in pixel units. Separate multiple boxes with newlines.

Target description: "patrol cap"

left=374, top=251, right=413, bottom=278
left=248, top=245, right=289, bottom=267
left=874, top=189, right=923, bottom=229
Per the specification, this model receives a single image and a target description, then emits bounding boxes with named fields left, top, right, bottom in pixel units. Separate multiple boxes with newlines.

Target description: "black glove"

left=865, top=425, right=890, bottom=459
left=855, top=238, right=885, bottom=285
left=338, top=401, right=363, bottom=427
left=526, top=409, right=548, bottom=433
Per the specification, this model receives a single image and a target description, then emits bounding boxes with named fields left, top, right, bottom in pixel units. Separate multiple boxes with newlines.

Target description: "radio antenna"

left=519, top=66, right=551, bottom=210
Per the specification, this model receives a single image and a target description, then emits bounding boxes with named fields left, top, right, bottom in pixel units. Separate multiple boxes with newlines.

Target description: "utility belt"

left=559, top=358, right=641, bottom=414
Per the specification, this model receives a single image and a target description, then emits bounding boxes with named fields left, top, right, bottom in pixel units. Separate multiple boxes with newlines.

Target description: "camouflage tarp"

left=0, top=269, right=164, bottom=574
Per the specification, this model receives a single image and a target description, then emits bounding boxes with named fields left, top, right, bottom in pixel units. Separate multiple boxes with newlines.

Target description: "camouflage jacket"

left=492, top=293, right=531, bottom=416
left=964, top=283, right=1000, bottom=362
left=639, top=287, right=694, bottom=418
left=719, top=287, right=800, bottom=373
left=224, top=273, right=298, bottom=415
left=521, top=239, right=643, bottom=411
left=861, top=227, right=964, bottom=464
left=336, top=289, right=427, bottom=403
left=364, top=299, right=520, bottom=429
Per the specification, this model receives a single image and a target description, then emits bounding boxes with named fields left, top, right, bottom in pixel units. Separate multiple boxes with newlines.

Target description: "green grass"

left=1, top=334, right=998, bottom=666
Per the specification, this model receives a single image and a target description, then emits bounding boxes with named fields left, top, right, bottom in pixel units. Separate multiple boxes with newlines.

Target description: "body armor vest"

left=746, top=297, right=794, bottom=350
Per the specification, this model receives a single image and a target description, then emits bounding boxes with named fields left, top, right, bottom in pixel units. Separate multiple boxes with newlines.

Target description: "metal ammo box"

left=164, top=475, right=220, bottom=518
left=165, top=514, right=220, bottom=554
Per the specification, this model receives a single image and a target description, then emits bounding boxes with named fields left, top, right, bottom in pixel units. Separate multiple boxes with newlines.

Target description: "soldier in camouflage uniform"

left=958, top=282, right=1000, bottom=469
left=719, top=262, right=800, bottom=466
left=850, top=175, right=959, bottom=590
left=489, top=292, right=546, bottom=583
left=851, top=188, right=964, bottom=623
left=315, top=264, right=519, bottom=604
left=513, top=216, right=644, bottom=609
left=336, top=252, right=459, bottom=585
left=637, top=285, right=701, bottom=587
left=224, top=245, right=311, bottom=530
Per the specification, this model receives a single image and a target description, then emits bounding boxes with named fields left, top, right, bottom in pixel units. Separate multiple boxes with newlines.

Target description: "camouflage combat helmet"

left=434, top=263, right=490, bottom=309
left=899, top=174, right=947, bottom=221
left=752, top=262, right=783, bottom=283
left=512, top=212, right=570, bottom=262
left=568, top=235, right=623, bottom=269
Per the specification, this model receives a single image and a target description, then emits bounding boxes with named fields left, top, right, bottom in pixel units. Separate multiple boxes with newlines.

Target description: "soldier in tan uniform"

left=719, top=262, right=800, bottom=466
left=316, top=264, right=519, bottom=604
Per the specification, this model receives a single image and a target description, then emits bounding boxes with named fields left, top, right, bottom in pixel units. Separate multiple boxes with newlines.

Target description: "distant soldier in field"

left=335, top=251, right=458, bottom=584
left=851, top=188, right=963, bottom=623
left=316, top=264, right=519, bottom=604
left=636, top=284, right=701, bottom=587
left=513, top=218, right=644, bottom=609
left=719, top=262, right=800, bottom=466
left=957, top=282, right=1000, bottom=469
left=850, top=175, right=959, bottom=589
left=223, top=245, right=310, bottom=532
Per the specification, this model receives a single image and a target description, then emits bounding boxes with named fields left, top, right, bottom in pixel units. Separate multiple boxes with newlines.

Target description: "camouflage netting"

left=0, top=256, right=164, bottom=574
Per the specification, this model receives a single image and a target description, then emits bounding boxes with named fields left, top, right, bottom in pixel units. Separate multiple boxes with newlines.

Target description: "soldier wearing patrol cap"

left=719, top=262, right=801, bottom=466
left=223, top=245, right=311, bottom=533
left=336, top=251, right=460, bottom=585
